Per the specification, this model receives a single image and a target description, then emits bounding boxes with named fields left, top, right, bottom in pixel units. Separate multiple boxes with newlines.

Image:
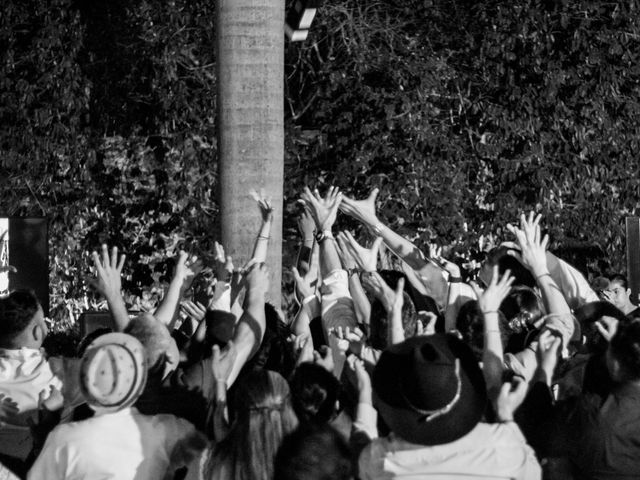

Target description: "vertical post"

left=216, top=0, right=284, bottom=304
left=626, top=217, right=640, bottom=305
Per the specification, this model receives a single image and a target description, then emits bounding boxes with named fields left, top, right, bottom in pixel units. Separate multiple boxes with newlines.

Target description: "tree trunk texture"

left=216, top=0, right=284, bottom=305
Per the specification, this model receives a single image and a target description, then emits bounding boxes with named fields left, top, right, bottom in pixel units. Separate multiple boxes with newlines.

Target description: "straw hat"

left=79, top=332, right=147, bottom=413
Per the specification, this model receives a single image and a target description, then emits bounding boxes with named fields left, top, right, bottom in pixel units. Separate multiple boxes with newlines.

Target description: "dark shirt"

left=558, top=383, right=640, bottom=480
left=517, top=358, right=640, bottom=480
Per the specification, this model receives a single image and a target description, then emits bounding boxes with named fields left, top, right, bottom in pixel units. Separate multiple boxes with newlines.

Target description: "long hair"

left=206, top=370, right=298, bottom=480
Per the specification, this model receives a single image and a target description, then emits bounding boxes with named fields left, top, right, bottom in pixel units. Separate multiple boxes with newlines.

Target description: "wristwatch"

left=315, top=229, right=334, bottom=243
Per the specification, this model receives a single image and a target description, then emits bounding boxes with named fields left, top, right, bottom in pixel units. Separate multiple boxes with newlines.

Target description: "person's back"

left=360, top=422, right=537, bottom=480
left=28, top=407, right=195, bottom=480
left=0, top=291, right=63, bottom=466
left=562, top=321, right=640, bottom=479
left=358, top=334, right=540, bottom=480
left=28, top=333, right=200, bottom=480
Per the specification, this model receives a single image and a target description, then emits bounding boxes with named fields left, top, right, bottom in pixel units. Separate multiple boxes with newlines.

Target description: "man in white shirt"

left=358, top=334, right=541, bottom=480
left=28, top=332, right=203, bottom=480
left=0, top=290, right=66, bottom=472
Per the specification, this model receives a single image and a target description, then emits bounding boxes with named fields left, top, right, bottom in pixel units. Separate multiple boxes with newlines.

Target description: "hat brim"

left=80, top=332, right=148, bottom=413
left=373, top=334, right=487, bottom=445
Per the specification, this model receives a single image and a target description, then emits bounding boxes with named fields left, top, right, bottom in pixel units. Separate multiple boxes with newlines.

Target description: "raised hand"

left=243, top=261, right=270, bottom=297
left=38, top=386, right=64, bottom=412
left=211, top=341, right=238, bottom=384
left=416, top=311, right=438, bottom=336
left=0, top=393, right=20, bottom=426
left=250, top=189, right=274, bottom=224
left=299, top=186, right=342, bottom=231
left=471, top=265, right=514, bottom=314
left=536, top=329, right=562, bottom=385
left=329, top=326, right=365, bottom=355
left=361, top=271, right=397, bottom=312
left=495, top=376, right=529, bottom=422
left=595, top=315, right=619, bottom=342
left=292, top=333, right=314, bottom=366
left=339, top=188, right=380, bottom=227
left=297, top=208, right=316, bottom=243
left=342, top=232, right=383, bottom=273
left=507, top=211, right=549, bottom=276
left=89, top=244, right=126, bottom=300
left=313, top=345, right=335, bottom=373
left=174, top=251, right=204, bottom=293
left=180, top=300, right=207, bottom=323
left=214, top=242, right=234, bottom=283
left=347, top=354, right=373, bottom=404
left=335, top=232, right=358, bottom=270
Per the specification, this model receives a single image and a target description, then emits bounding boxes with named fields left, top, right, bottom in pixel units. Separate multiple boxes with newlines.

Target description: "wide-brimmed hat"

left=79, top=332, right=147, bottom=413
left=372, top=333, right=486, bottom=446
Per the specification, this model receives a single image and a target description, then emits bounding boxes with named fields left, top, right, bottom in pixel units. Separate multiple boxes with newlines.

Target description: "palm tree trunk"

left=216, top=0, right=284, bottom=304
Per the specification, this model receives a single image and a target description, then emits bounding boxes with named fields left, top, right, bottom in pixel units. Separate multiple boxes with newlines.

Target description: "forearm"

left=373, top=222, right=428, bottom=271
left=212, top=380, right=229, bottom=442
left=535, top=271, right=572, bottom=316
left=154, top=279, right=183, bottom=328
left=349, top=273, right=371, bottom=325
left=319, top=238, right=343, bottom=278
left=291, top=297, right=320, bottom=337
left=105, top=292, right=130, bottom=331
left=226, top=290, right=266, bottom=386
left=444, top=283, right=461, bottom=332
left=387, top=308, right=405, bottom=345
left=251, top=220, right=272, bottom=263
left=482, top=312, right=504, bottom=395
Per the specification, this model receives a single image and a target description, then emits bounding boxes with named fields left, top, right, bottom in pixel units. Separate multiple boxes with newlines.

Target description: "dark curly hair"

left=289, top=363, right=340, bottom=425
left=0, top=289, right=40, bottom=344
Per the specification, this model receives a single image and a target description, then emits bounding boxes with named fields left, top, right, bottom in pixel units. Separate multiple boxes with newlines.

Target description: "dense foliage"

left=1, top=0, right=639, bottom=327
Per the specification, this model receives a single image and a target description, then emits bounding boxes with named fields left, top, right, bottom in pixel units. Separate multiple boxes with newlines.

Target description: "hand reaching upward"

left=299, top=186, right=342, bottom=232
left=339, top=188, right=380, bottom=227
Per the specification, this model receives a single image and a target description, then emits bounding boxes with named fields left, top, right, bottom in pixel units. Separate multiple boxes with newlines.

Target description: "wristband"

left=347, top=268, right=361, bottom=277
left=372, top=222, right=386, bottom=236
left=258, top=234, right=270, bottom=240
left=536, top=273, right=551, bottom=281
left=301, top=294, right=317, bottom=305
left=315, top=230, right=334, bottom=243
left=482, top=310, right=499, bottom=316
left=448, top=276, right=462, bottom=283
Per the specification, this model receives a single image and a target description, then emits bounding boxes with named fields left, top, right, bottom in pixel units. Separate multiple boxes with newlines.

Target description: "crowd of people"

left=1, top=185, right=639, bottom=479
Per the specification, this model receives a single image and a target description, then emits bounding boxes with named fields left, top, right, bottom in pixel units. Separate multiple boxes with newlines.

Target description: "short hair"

left=0, top=290, right=40, bottom=342
left=456, top=300, right=513, bottom=359
left=124, top=314, right=174, bottom=375
left=485, top=247, right=536, bottom=288
left=290, top=363, right=340, bottom=425
left=609, top=274, right=629, bottom=290
left=274, top=424, right=353, bottom=480
left=370, top=291, right=417, bottom=350
left=610, top=320, right=640, bottom=380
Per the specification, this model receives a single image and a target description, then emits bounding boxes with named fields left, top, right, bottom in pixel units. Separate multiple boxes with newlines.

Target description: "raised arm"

left=249, top=190, right=274, bottom=263
left=471, top=265, right=514, bottom=397
left=340, top=188, right=428, bottom=270
left=336, top=232, right=371, bottom=326
left=299, top=186, right=342, bottom=278
left=89, top=244, right=129, bottom=331
left=226, top=262, right=269, bottom=387
left=154, top=251, right=202, bottom=329
left=508, top=212, right=572, bottom=318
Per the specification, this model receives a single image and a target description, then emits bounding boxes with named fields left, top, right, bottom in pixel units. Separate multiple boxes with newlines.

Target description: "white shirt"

left=28, top=407, right=197, bottom=480
left=359, top=422, right=541, bottom=480
left=0, top=348, right=65, bottom=460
